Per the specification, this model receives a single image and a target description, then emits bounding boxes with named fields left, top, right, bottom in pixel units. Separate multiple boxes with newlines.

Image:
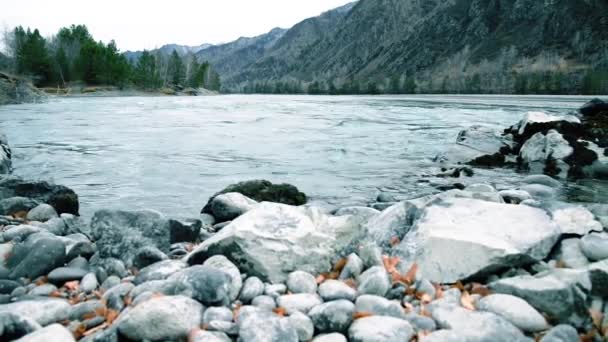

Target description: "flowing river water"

left=1, top=94, right=606, bottom=218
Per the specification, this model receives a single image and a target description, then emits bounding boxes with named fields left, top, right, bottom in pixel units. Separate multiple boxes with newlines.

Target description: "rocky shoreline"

left=0, top=99, right=608, bottom=341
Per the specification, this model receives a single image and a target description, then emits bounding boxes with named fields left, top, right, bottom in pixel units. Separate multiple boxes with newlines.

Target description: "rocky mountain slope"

left=201, top=0, right=608, bottom=94
left=124, top=43, right=214, bottom=63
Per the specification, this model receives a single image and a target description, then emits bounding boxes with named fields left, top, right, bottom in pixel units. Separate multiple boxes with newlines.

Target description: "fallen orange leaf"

left=460, top=291, right=476, bottom=311
left=82, top=322, right=108, bottom=337
left=453, top=281, right=465, bottom=291
left=124, top=295, right=132, bottom=306
left=333, top=258, right=348, bottom=273
left=403, top=302, right=415, bottom=313
left=232, top=303, right=242, bottom=321
left=352, top=312, right=374, bottom=320
left=105, top=309, right=119, bottom=324
left=390, top=236, right=400, bottom=247
left=49, top=290, right=62, bottom=298
left=580, top=329, right=597, bottom=342
left=343, top=278, right=357, bottom=289
left=434, top=283, right=444, bottom=299
left=315, top=274, right=326, bottom=284
left=402, top=263, right=418, bottom=285
left=273, top=307, right=287, bottom=317
left=420, top=304, right=432, bottom=317
left=418, top=293, right=433, bottom=304
left=470, top=283, right=491, bottom=297
left=590, top=309, right=604, bottom=330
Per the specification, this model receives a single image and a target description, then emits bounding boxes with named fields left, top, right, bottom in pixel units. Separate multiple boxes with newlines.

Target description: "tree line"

left=1, top=25, right=220, bottom=91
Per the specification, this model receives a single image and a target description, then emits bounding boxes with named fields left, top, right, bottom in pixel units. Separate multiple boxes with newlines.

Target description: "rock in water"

left=202, top=180, right=307, bottom=214
left=398, top=198, right=560, bottom=283
left=0, top=176, right=79, bottom=215
left=490, top=268, right=591, bottom=328
left=0, top=197, right=39, bottom=216
left=580, top=98, right=608, bottom=117
left=348, top=316, right=414, bottom=342
left=434, top=125, right=510, bottom=166
left=519, top=130, right=573, bottom=177
left=90, top=209, right=170, bottom=266
left=118, top=296, right=203, bottom=341
left=0, top=134, right=11, bottom=175
left=15, top=323, right=75, bottom=342
left=187, top=202, right=363, bottom=283
left=168, top=218, right=202, bottom=243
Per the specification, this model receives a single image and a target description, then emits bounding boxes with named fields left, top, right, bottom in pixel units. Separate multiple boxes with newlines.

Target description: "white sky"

left=1, top=0, right=353, bottom=52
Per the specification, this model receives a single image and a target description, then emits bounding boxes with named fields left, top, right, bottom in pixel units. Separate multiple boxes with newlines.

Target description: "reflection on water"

left=0, top=94, right=604, bottom=218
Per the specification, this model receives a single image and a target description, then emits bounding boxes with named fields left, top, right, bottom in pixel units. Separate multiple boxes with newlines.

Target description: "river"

left=0, top=94, right=604, bottom=218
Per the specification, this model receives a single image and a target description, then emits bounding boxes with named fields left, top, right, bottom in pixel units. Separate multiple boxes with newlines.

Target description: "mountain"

left=205, top=0, right=608, bottom=94
left=124, top=43, right=213, bottom=63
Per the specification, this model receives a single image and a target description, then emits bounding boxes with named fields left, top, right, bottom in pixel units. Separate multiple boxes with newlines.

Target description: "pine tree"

left=167, top=50, right=185, bottom=87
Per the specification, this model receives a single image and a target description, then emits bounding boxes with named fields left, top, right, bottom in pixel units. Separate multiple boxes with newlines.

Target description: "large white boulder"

left=435, top=125, right=510, bottom=165
left=398, top=198, right=561, bottom=283
left=187, top=202, right=363, bottom=283
left=519, top=130, right=573, bottom=177
left=515, top=111, right=580, bottom=135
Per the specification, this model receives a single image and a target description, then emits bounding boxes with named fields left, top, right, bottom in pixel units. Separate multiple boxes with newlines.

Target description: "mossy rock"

left=202, top=180, right=307, bottom=214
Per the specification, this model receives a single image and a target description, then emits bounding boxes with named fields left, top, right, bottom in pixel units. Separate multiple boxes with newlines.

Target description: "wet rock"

left=519, top=184, right=557, bottom=199
left=1, top=225, right=42, bottom=242
left=9, top=237, right=66, bottom=280
left=581, top=232, right=608, bottom=261
left=400, top=198, right=560, bottom=283
left=15, top=323, right=75, bottom=342
left=588, top=259, right=608, bottom=296
left=25, top=204, right=58, bottom=223
left=0, top=197, right=39, bottom=216
left=47, top=267, right=88, bottom=285
left=521, top=174, right=562, bottom=188
left=240, top=276, right=264, bottom=303
left=355, top=295, right=406, bottom=319
left=580, top=98, right=608, bottom=117
left=188, top=202, right=363, bottom=283
left=238, top=311, right=298, bottom=342
left=169, top=218, right=202, bottom=243
left=133, top=259, right=185, bottom=285
left=477, top=294, right=549, bottom=332
left=357, top=266, right=390, bottom=296
left=0, top=298, right=70, bottom=326
left=171, top=265, right=232, bottom=306
left=348, top=316, right=414, bottom=342
left=277, top=294, right=323, bottom=315
left=287, top=271, right=317, bottom=294
left=318, top=280, right=356, bottom=302
left=490, top=268, right=591, bottom=327
left=498, top=189, right=532, bottom=204
left=202, top=180, right=307, bottom=216
left=0, top=177, right=79, bottom=215
left=203, top=255, right=242, bottom=302
left=90, top=209, right=170, bottom=266
left=65, top=241, right=95, bottom=260
left=0, top=134, right=11, bottom=175
left=132, top=246, right=168, bottom=270
left=289, top=311, right=314, bottom=341
left=553, top=206, right=603, bottom=235
left=0, top=312, right=41, bottom=341
left=117, top=295, right=203, bottom=341
left=519, top=130, right=573, bottom=177
left=0, top=279, right=21, bottom=294
left=207, top=193, right=258, bottom=223
left=435, top=125, right=509, bottom=166
left=308, top=300, right=355, bottom=333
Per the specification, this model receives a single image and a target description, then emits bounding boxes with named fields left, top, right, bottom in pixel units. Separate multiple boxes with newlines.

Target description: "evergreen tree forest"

left=1, top=25, right=221, bottom=91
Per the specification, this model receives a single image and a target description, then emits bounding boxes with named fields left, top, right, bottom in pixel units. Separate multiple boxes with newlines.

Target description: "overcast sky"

left=1, top=0, right=353, bottom=52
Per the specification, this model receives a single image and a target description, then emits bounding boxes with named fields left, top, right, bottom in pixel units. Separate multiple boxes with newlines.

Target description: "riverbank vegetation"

left=0, top=25, right=221, bottom=92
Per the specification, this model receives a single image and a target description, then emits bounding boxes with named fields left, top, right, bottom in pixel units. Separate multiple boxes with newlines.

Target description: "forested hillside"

left=0, top=25, right=221, bottom=92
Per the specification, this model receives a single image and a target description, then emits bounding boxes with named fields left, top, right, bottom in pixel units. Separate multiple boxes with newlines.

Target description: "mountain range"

left=127, top=0, right=608, bottom=94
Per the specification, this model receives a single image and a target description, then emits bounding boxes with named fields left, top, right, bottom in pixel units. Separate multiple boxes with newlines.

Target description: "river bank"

left=0, top=99, right=608, bottom=341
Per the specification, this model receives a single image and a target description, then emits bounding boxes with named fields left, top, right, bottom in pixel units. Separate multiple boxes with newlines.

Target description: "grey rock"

left=357, top=266, right=390, bottom=296
left=15, top=323, right=75, bottom=342
left=80, top=273, right=98, bottom=293
left=521, top=174, right=562, bottom=188
left=188, top=202, right=363, bottom=283
left=208, top=192, right=258, bottom=222
left=581, top=232, right=608, bottom=261
left=189, top=330, right=231, bottom=342
left=240, top=276, right=265, bottom=303
left=169, top=218, right=202, bottom=243
left=118, top=295, right=203, bottom=341
left=133, top=259, right=186, bottom=285
left=67, top=256, right=89, bottom=270
left=65, top=241, right=96, bottom=260
left=203, top=255, right=243, bottom=302
left=264, top=283, right=287, bottom=298
left=69, top=300, right=104, bottom=321
left=287, top=271, right=317, bottom=294
left=132, top=246, right=168, bottom=270
left=171, top=265, right=232, bottom=306
left=26, top=204, right=58, bottom=222
left=0, top=299, right=70, bottom=325
left=102, top=282, right=134, bottom=311
left=0, top=279, right=20, bottom=294
left=0, top=197, right=39, bottom=216
left=100, top=275, right=121, bottom=292
left=365, top=201, right=419, bottom=249
left=10, top=286, right=26, bottom=297
left=499, top=189, right=532, bottom=204
left=318, top=280, right=356, bottom=302
left=477, top=294, right=549, bottom=332
left=358, top=243, right=383, bottom=269
left=28, top=283, right=57, bottom=296
left=251, top=295, right=276, bottom=310
left=47, top=267, right=88, bottom=285
left=348, top=316, right=414, bottom=342
left=0, top=312, right=41, bottom=341
left=355, top=295, right=406, bottom=319
left=2, top=225, right=42, bottom=242
left=555, top=238, right=590, bottom=269
left=9, top=237, right=66, bottom=280
left=588, top=259, right=608, bottom=296
left=519, top=184, right=557, bottom=199
left=335, top=207, right=379, bottom=223
left=203, top=307, right=234, bottom=324
left=89, top=255, right=127, bottom=278
left=276, top=293, right=322, bottom=314
left=312, top=333, right=348, bottom=342
left=490, top=268, right=591, bottom=327
left=430, top=306, right=527, bottom=341
left=308, top=300, right=355, bottom=333
left=400, top=198, right=560, bottom=283
left=339, top=253, right=364, bottom=280
left=90, top=209, right=170, bottom=266
left=539, top=324, right=579, bottom=342
left=403, top=312, right=436, bottom=331
left=207, top=320, right=238, bottom=335
left=238, top=312, right=298, bottom=342
left=289, top=311, right=314, bottom=341
left=553, top=206, right=603, bottom=236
